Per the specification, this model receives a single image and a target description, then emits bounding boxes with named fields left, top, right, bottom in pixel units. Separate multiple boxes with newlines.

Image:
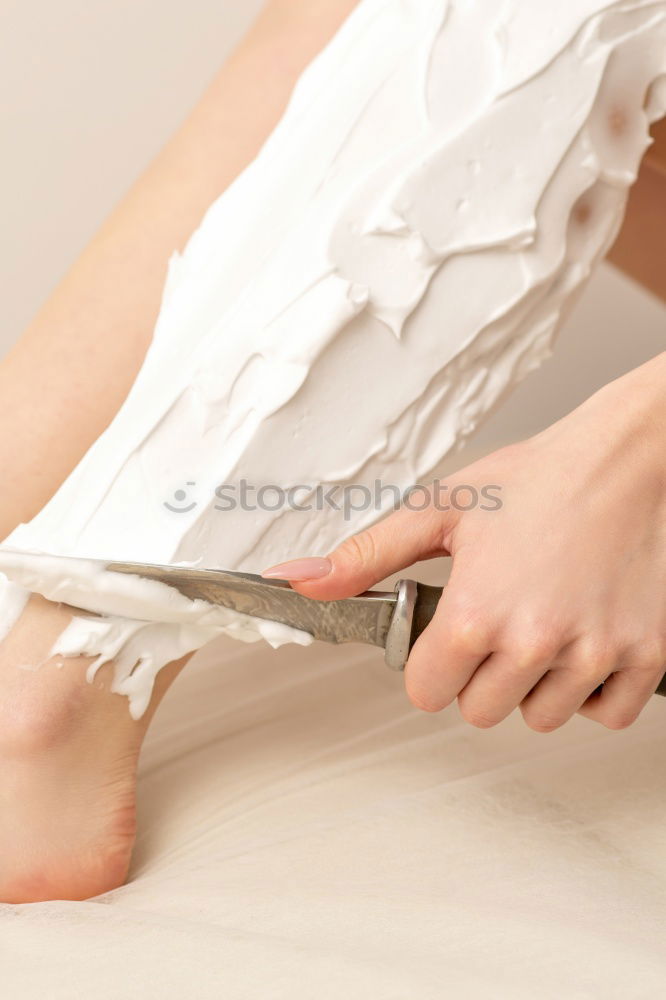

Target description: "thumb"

left=261, top=498, right=455, bottom=600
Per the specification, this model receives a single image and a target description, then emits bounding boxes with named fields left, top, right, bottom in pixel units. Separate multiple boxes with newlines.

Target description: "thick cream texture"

left=1, top=0, right=665, bottom=718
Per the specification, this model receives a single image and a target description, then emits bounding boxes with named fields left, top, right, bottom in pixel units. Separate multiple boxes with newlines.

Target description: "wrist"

left=613, top=353, right=666, bottom=494
left=538, top=353, right=666, bottom=498
left=592, top=352, right=666, bottom=436
left=625, top=351, right=666, bottom=439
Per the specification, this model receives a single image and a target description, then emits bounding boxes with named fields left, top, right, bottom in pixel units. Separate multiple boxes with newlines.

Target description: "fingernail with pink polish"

left=261, top=558, right=332, bottom=581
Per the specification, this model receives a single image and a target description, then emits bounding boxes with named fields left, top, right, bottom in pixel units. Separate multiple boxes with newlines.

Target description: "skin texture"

left=0, top=0, right=664, bottom=902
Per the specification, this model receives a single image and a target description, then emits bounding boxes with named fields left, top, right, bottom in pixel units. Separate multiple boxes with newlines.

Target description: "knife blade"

left=0, top=548, right=442, bottom=671
left=2, top=552, right=665, bottom=693
left=106, top=560, right=444, bottom=671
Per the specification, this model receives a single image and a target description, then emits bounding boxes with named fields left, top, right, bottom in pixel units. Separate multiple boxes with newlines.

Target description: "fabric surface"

left=2, top=0, right=666, bottom=983
left=2, top=268, right=665, bottom=997
left=3, top=596, right=666, bottom=999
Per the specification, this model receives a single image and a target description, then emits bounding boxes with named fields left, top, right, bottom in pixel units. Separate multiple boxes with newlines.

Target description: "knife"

left=4, top=552, right=665, bottom=694
left=107, top=561, right=666, bottom=695
left=106, top=560, right=441, bottom=672
left=0, top=548, right=436, bottom=670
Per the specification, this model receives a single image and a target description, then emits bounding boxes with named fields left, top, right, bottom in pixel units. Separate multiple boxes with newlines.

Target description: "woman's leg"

left=0, top=0, right=359, bottom=904
left=0, top=0, right=359, bottom=537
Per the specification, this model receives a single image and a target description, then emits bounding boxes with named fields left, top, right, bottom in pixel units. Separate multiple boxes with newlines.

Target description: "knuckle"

left=626, top=640, right=665, bottom=678
left=450, top=625, right=486, bottom=658
left=338, top=530, right=378, bottom=569
left=447, top=606, right=493, bottom=656
left=509, top=635, right=559, bottom=671
left=406, top=683, right=444, bottom=715
left=458, top=701, right=499, bottom=730
left=503, top=616, right=564, bottom=669
left=520, top=706, right=565, bottom=734
left=574, top=640, right=617, bottom=681
left=601, top=708, right=640, bottom=731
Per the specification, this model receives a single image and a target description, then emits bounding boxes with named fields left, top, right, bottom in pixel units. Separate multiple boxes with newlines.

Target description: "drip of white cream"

left=1, top=0, right=665, bottom=718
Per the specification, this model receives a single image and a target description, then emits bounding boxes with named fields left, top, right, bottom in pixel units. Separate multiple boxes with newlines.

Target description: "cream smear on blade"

left=1, top=0, right=665, bottom=718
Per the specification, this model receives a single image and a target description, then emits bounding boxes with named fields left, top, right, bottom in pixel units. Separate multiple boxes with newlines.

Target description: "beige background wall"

left=1, top=0, right=664, bottom=452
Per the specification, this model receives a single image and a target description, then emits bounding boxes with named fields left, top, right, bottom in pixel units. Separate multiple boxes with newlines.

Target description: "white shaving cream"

left=1, top=0, right=665, bottom=717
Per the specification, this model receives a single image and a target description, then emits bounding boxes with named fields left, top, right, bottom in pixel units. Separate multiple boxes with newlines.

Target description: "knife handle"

left=385, top=579, right=666, bottom=699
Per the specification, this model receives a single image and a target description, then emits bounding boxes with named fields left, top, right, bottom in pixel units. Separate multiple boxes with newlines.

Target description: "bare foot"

left=0, top=595, right=188, bottom=903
